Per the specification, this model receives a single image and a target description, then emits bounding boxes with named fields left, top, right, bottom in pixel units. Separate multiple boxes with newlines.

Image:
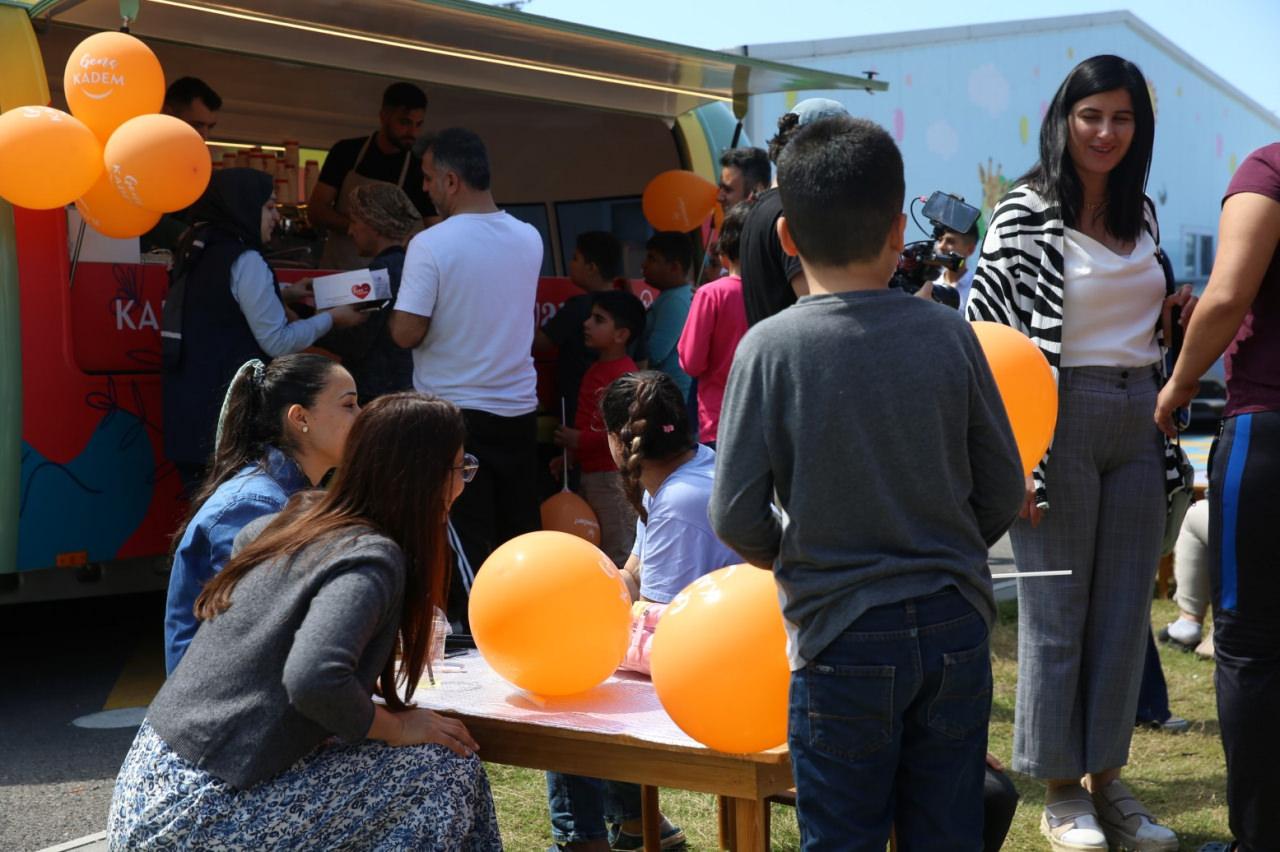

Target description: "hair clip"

left=662, top=424, right=675, bottom=433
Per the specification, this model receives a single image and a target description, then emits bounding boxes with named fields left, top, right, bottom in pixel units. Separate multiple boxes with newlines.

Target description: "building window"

left=1181, top=230, right=1215, bottom=284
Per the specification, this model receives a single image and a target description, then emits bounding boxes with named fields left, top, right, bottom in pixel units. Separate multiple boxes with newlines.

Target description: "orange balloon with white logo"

left=650, top=564, right=790, bottom=753
left=469, top=531, right=631, bottom=697
left=540, top=488, right=601, bottom=545
left=75, top=172, right=161, bottom=239
left=104, top=114, right=212, bottom=213
left=64, top=31, right=165, bottom=143
left=0, top=106, right=102, bottom=210
left=642, top=170, right=718, bottom=232
left=969, top=321, right=1059, bottom=475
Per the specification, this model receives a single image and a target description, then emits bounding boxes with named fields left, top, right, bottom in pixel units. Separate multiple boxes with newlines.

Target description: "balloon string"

left=560, top=397, right=570, bottom=493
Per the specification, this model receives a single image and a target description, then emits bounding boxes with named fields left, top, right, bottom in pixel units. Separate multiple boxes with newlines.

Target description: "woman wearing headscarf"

left=162, top=168, right=367, bottom=490
left=317, top=182, right=419, bottom=404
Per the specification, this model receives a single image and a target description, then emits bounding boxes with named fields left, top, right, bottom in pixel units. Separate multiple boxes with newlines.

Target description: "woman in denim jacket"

left=163, top=353, right=360, bottom=672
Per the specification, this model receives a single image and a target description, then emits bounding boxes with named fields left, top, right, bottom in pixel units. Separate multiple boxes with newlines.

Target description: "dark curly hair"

left=766, top=111, right=802, bottom=165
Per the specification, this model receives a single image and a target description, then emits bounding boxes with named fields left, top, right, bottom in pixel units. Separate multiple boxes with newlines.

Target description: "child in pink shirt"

left=677, top=202, right=751, bottom=446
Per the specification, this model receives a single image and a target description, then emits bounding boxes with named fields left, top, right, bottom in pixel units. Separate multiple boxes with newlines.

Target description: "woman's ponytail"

left=170, top=354, right=337, bottom=555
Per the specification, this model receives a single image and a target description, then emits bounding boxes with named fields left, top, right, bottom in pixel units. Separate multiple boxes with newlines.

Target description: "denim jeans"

left=545, top=773, right=641, bottom=844
left=789, top=587, right=991, bottom=852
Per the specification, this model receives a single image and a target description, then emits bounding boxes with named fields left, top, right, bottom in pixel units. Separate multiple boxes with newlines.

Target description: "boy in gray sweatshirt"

left=709, top=116, right=1024, bottom=851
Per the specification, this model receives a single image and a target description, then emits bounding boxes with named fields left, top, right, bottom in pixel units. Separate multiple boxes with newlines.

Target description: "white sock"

left=1166, top=617, right=1201, bottom=644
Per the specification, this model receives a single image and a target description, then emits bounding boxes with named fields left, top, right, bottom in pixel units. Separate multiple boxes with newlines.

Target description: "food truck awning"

left=22, top=0, right=887, bottom=119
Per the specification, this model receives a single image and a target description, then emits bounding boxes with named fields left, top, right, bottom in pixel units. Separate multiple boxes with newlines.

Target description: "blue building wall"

left=743, top=13, right=1280, bottom=285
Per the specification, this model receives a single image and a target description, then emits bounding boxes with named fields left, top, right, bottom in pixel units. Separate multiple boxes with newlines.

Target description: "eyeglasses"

left=453, top=453, right=479, bottom=483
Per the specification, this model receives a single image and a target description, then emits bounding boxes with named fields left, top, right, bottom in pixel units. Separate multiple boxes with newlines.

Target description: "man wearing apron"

left=310, top=82, right=437, bottom=269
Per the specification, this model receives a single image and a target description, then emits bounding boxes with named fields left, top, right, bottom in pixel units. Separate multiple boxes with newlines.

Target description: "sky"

left=490, top=0, right=1280, bottom=117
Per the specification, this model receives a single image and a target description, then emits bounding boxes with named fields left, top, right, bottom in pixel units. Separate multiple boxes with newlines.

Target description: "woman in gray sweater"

left=108, top=393, right=501, bottom=851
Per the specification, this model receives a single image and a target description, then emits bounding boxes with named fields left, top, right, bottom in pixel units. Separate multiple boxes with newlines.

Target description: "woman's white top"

left=1059, top=227, right=1163, bottom=368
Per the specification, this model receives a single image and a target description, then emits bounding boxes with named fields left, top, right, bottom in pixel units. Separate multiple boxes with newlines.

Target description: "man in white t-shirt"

left=390, top=128, right=544, bottom=616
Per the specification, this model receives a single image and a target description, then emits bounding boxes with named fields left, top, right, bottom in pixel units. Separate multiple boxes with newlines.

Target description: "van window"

left=502, top=203, right=556, bottom=276
left=555, top=197, right=650, bottom=280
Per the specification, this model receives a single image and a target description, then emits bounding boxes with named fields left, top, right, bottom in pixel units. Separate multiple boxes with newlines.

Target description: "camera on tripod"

left=889, top=191, right=982, bottom=310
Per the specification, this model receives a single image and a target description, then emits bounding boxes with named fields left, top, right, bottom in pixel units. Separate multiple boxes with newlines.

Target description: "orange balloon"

left=541, top=490, right=601, bottom=545
left=642, top=170, right=718, bottom=232
left=650, top=564, right=790, bottom=753
left=76, top=171, right=161, bottom=238
left=469, top=531, right=631, bottom=696
left=970, top=321, right=1059, bottom=475
left=104, top=114, right=212, bottom=213
left=64, top=31, right=165, bottom=143
left=0, top=106, right=101, bottom=210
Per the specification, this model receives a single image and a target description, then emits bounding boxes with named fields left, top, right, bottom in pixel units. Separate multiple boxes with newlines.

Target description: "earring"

left=301, top=425, right=309, bottom=433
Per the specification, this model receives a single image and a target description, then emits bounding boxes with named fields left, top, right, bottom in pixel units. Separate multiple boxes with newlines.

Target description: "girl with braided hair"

left=163, top=353, right=360, bottom=674
left=600, top=370, right=741, bottom=603
left=545, top=371, right=739, bottom=852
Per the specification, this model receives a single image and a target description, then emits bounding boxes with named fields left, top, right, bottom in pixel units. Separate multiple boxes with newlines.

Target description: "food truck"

left=0, top=0, right=884, bottom=602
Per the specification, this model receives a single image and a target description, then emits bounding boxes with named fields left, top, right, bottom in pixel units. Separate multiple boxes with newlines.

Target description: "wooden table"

left=413, top=652, right=793, bottom=851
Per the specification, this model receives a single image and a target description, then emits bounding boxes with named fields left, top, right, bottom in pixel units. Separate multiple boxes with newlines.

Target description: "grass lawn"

left=483, top=597, right=1230, bottom=850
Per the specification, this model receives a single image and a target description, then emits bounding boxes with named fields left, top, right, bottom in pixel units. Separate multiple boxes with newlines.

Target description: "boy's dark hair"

left=164, top=76, right=222, bottom=112
left=416, top=128, right=490, bottom=191
left=719, top=147, right=771, bottom=192
left=382, top=82, right=428, bottom=111
left=575, top=231, right=623, bottom=279
left=1021, top=54, right=1154, bottom=242
left=591, top=290, right=646, bottom=345
left=645, top=231, right=694, bottom=275
left=777, top=116, right=905, bottom=267
left=600, top=371, right=692, bottom=522
left=716, top=201, right=752, bottom=263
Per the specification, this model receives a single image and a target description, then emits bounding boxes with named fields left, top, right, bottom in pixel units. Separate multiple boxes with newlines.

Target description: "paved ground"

left=0, top=591, right=162, bottom=851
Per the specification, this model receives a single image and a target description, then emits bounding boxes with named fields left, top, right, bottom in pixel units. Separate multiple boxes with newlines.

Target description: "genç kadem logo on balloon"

left=71, top=52, right=126, bottom=100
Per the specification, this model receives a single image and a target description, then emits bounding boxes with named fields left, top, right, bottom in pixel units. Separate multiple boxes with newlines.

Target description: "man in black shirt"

left=310, top=82, right=438, bottom=269
left=738, top=98, right=849, bottom=326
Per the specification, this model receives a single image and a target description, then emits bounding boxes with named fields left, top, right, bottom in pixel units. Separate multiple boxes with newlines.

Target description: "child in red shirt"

left=554, top=290, right=647, bottom=566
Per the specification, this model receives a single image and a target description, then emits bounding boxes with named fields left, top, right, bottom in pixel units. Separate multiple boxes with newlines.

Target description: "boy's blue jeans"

left=789, top=587, right=991, bottom=852
left=545, top=773, right=641, bottom=844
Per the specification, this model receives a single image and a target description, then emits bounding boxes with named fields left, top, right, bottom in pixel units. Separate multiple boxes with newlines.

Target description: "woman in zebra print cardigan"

left=967, top=55, right=1195, bottom=852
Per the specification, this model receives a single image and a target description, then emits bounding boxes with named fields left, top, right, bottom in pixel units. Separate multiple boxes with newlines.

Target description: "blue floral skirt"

left=108, top=720, right=503, bottom=851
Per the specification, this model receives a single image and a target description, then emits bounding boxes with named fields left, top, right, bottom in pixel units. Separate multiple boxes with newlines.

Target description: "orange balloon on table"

left=970, top=321, right=1059, bottom=475
left=540, top=489, right=601, bottom=545
left=0, top=106, right=101, bottom=210
left=650, top=564, right=790, bottom=753
left=76, top=172, right=161, bottom=239
left=104, top=114, right=212, bottom=213
left=642, top=170, right=718, bottom=232
left=64, top=31, right=165, bottom=143
left=469, top=531, right=631, bottom=697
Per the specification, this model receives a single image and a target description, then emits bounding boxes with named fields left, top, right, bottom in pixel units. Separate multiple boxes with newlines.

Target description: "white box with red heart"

left=311, top=267, right=393, bottom=310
